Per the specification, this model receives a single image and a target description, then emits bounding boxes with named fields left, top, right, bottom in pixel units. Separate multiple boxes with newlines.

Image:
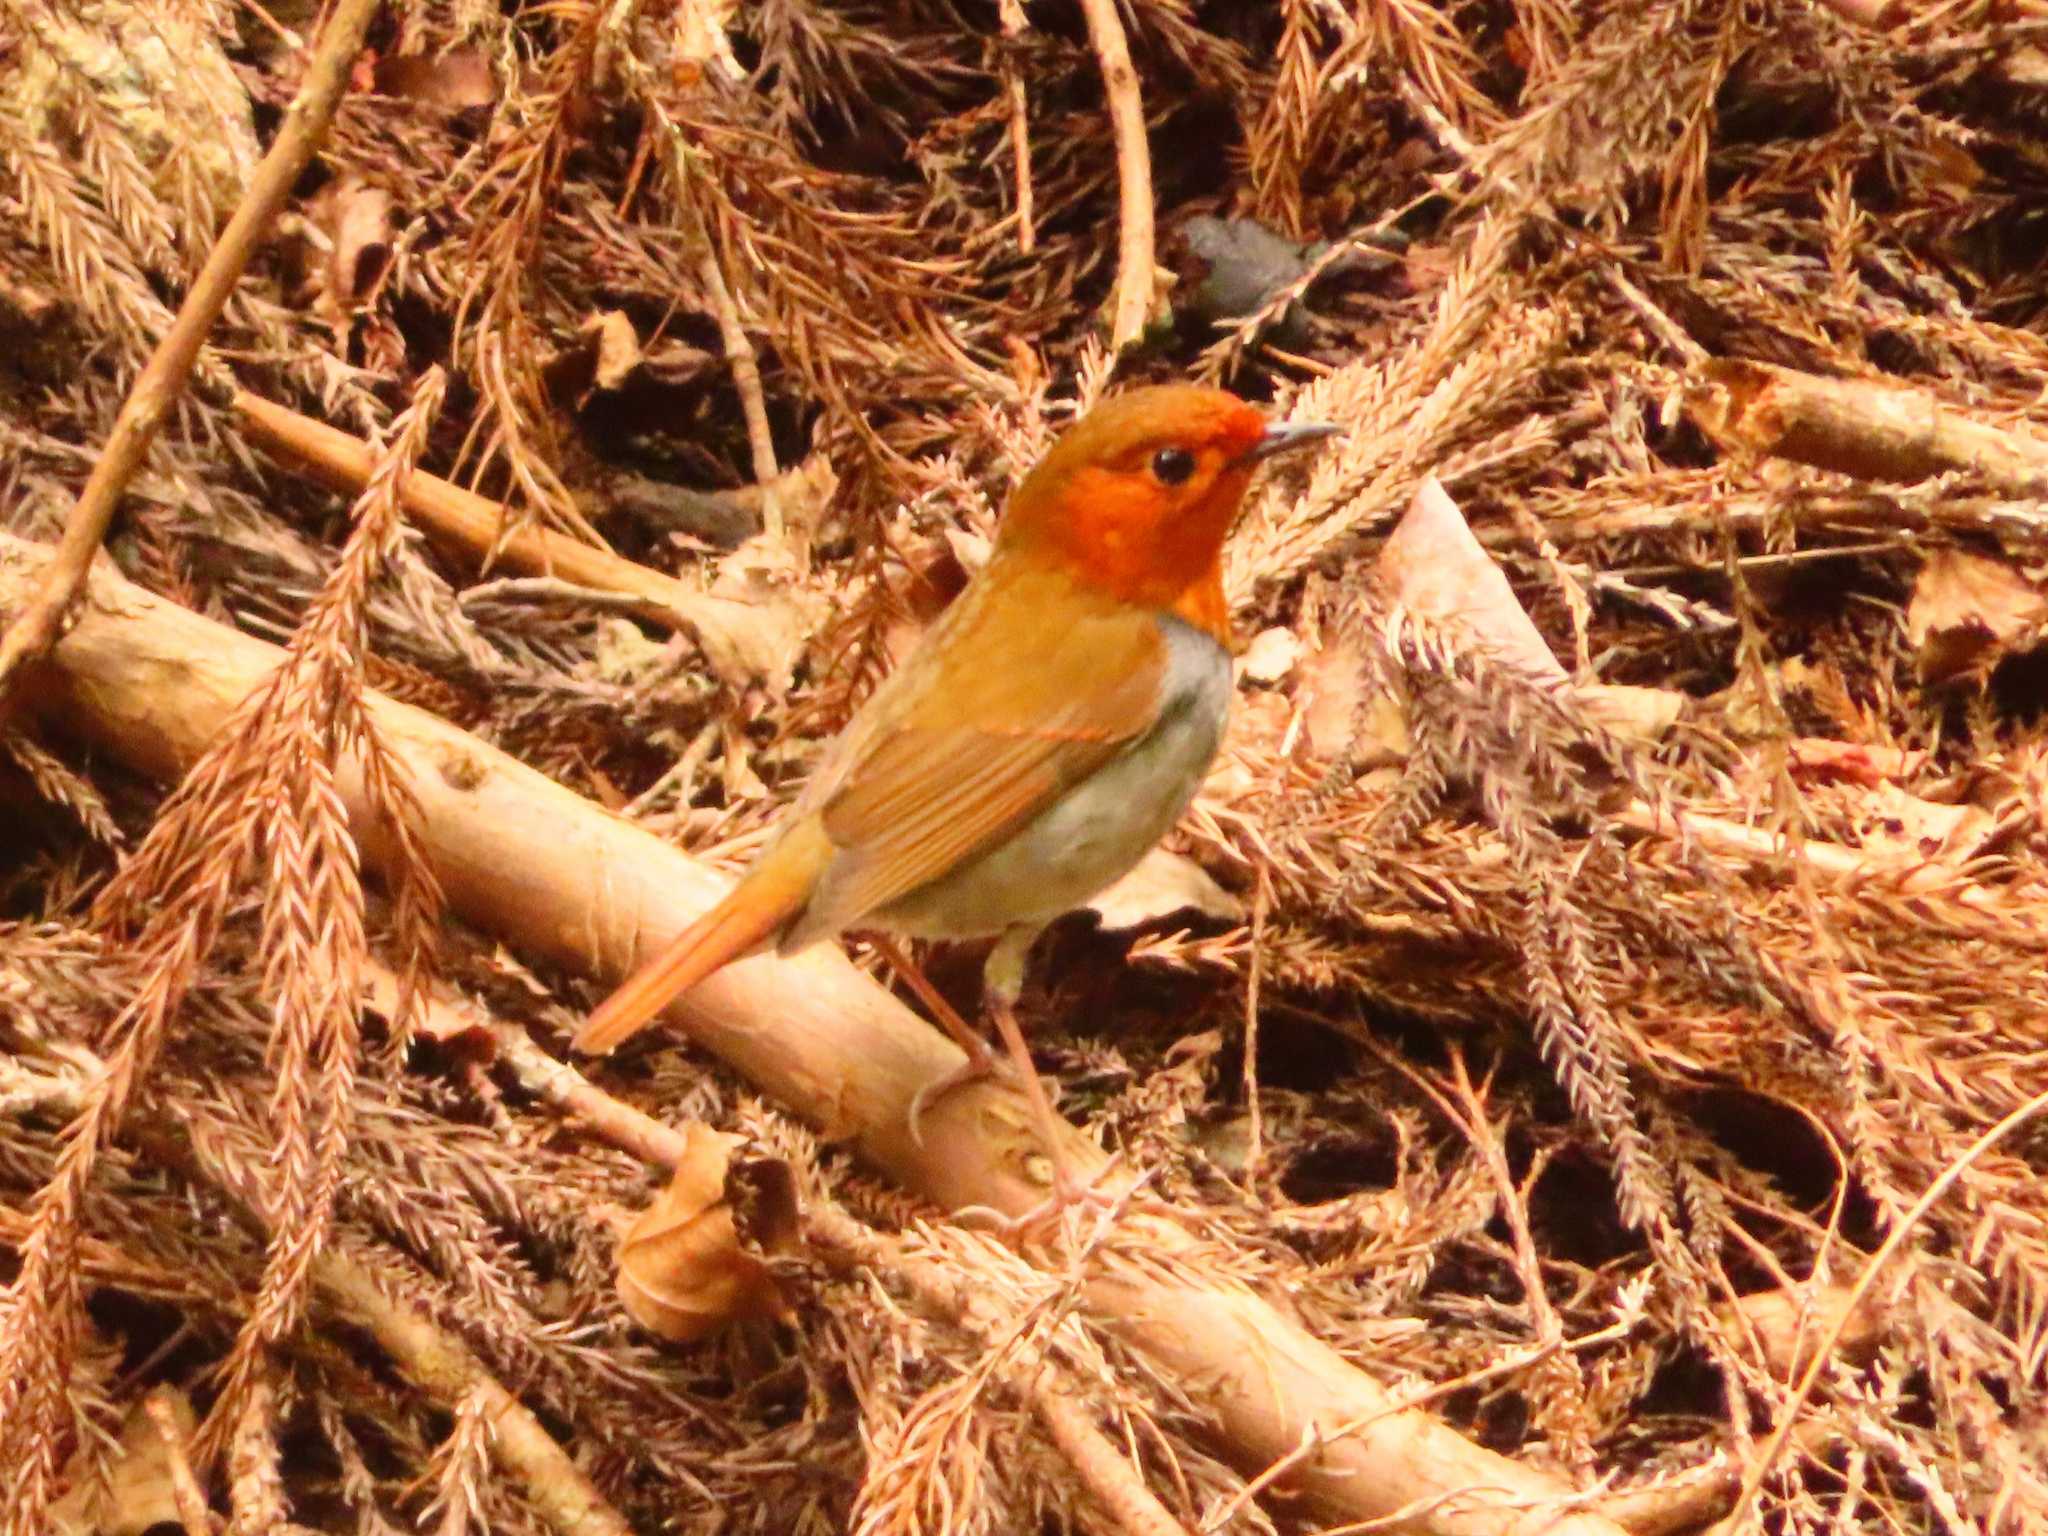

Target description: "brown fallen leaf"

left=1721, top=1284, right=1883, bottom=1379
left=1379, top=478, right=1682, bottom=744
left=1292, top=632, right=1408, bottom=765
left=50, top=1386, right=200, bottom=1536
left=361, top=963, right=491, bottom=1047
left=303, top=174, right=394, bottom=327
left=1847, top=781, right=1993, bottom=866
left=1379, top=478, right=1567, bottom=683
left=373, top=47, right=499, bottom=112
left=1086, top=847, right=1244, bottom=931
left=1906, top=546, right=2048, bottom=686
left=544, top=311, right=643, bottom=410
left=616, top=1124, right=796, bottom=1343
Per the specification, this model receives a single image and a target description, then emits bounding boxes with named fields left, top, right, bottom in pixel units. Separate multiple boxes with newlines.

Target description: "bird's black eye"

left=1151, top=446, right=1197, bottom=486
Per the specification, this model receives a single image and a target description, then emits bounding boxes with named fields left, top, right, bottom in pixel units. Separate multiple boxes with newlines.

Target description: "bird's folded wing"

left=805, top=588, right=1168, bottom=933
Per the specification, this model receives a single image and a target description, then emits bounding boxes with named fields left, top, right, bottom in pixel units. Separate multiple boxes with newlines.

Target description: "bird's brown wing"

left=793, top=566, right=1169, bottom=940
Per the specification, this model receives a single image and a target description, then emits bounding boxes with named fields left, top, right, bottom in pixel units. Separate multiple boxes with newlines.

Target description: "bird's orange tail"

left=575, top=828, right=825, bottom=1054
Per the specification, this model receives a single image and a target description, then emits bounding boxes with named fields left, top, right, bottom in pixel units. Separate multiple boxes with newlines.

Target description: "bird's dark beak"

left=1241, top=420, right=1341, bottom=465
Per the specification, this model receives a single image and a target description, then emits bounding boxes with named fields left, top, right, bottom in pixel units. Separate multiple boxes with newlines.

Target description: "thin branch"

left=998, top=0, right=1037, bottom=255
left=0, top=0, right=380, bottom=712
left=231, top=389, right=792, bottom=685
left=695, top=245, right=784, bottom=540
left=1077, top=0, right=1155, bottom=351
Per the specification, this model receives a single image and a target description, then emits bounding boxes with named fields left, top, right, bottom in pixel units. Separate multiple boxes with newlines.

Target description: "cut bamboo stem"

left=231, top=390, right=784, bottom=682
left=0, top=533, right=1627, bottom=1536
left=1690, top=358, right=2048, bottom=493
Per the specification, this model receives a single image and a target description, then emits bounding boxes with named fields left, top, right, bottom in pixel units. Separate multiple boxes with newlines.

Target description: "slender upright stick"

left=1077, top=0, right=1155, bottom=351
left=0, top=0, right=381, bottom=710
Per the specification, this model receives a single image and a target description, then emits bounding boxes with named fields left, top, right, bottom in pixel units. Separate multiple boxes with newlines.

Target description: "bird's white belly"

left=876, top=617, right=1233, bottom=939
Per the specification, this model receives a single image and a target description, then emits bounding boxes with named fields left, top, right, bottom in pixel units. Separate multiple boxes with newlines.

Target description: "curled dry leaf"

left=310, top=175, right=395, bottom=319
left=1086, top=846, right=1244, bottom=932
left=50, top=1386, right=198, bottom=1536
left=585, top=311, right=643, bottom=396
left=1380, top=478, right=1682, bottom=744
left=1906, top=546, right=2048, bottom=686
left=361, top=962, right=491, bottom=1047
left=616, top=1124, right=797, bottom=1343
left=1847, top=781, right=1993, bottom=866
left=373, top=48, right=499, bottom=113
left=1722, top=1284, right=1884, bottom=1379
left=544, top=311, right=642, bottom=410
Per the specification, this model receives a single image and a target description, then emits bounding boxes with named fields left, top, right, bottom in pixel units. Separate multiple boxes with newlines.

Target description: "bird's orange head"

left=997, top=385, right=1333, bottom=643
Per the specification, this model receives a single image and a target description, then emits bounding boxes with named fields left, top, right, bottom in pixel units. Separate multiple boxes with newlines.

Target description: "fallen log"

left=0, top=531, right=1628, bottom=1536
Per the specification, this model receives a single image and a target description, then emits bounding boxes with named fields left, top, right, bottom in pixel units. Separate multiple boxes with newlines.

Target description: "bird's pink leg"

left=974, top=925, right=1120, bottom=1224
left=870, top=933, right=995, bottom=1070
left=874, top=933, right=1014, bottom=1144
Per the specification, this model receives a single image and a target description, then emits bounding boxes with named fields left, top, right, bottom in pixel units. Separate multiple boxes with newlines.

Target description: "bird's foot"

left=958, top=1154, right=1142, bottom=1246
left=906, top=1038, right=1006, bottom=1148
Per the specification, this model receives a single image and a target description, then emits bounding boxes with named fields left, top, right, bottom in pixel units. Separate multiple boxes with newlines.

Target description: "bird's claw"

left=956, top=1154, right=1137, bottom=1245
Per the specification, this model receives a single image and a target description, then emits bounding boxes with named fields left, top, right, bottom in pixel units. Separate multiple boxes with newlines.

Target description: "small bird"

left=577, top=385, right=1335, bottom=1205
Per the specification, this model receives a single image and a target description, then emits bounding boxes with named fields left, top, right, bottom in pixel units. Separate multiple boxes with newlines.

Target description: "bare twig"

left=1077, top=0, right=1155, bottom=351
left=311, top=1245, right=633, bottom=1536
left=231, top=389, right=792, bottom=684
left=0, top=0, right=379, bottom=712
left=693, top=247, right=784, bottom=540
left=998, top=0, right=1037, bottom=255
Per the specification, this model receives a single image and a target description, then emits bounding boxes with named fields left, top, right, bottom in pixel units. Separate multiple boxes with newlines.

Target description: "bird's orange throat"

left=1168, top=571, right=1231, bottom=647
left=1010, top=462, right=1248, bottom=648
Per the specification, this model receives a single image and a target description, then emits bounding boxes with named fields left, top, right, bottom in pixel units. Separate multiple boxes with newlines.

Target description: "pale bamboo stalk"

left=1690, top=357, right=2048, bottom=493
left=0, top=533, right=1627, bottom=1536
